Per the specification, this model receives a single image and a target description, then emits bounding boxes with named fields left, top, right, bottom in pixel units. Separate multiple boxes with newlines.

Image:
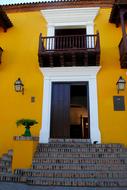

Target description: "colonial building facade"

left=0, top=0, right=127, bottom=172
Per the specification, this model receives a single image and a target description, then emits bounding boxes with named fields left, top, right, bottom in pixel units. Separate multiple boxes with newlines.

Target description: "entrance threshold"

left=49, top=138, right=91, bottom=143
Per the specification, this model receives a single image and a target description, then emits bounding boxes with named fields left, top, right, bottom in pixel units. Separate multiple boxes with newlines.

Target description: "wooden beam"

left=84, top=53, right=88, bottom=66
left=60, top=54, right=64, bottom=67
left=49, top=54, right=53, bottom=67
left=72, top=53, right=76, bottom=66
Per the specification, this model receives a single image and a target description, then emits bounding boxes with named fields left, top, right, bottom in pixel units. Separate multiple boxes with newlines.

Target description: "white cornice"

left=40, top=66, right=101, bottom=80
left=41, top=7, right=100, bottom=26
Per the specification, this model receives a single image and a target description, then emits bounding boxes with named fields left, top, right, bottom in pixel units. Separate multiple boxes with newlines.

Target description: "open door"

left=50, top=82, right=90, bottom=139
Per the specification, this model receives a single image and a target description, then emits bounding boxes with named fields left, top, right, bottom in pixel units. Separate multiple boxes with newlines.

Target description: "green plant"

left=16, top=119, right=38, bottom=137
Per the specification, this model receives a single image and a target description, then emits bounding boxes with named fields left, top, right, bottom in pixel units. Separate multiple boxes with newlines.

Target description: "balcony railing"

left=39, top=33, right=100, bottom=52
left=38, top=33, right=100, bottom=67
left=119, top=35, right=127, bottom=68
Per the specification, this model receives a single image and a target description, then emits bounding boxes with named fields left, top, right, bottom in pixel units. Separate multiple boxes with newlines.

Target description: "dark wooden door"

left=50, top=83, right=70, bottom=138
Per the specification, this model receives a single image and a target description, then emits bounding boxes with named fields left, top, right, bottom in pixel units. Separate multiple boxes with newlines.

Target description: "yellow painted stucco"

left=0, top=7, right=127, bottom=169
left=0, top=11, right=47, bottom=156
left=12, top=139, right=38, bottom=171
left=95, top=8, right=127, bottom=145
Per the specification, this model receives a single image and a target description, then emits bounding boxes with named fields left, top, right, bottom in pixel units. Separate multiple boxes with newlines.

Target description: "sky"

left=0, top=0, right=51, bottom=5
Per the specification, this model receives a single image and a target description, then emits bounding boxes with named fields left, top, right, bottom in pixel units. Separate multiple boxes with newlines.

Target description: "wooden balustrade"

left=38, top=33, right=100, bottom=67
left=40, top=34, right=99, bottom=51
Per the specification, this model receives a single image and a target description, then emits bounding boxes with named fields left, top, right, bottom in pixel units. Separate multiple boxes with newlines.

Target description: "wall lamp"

left=116, top=76, right=126, bottom=94
left=14, top=78, right=24, bottom=95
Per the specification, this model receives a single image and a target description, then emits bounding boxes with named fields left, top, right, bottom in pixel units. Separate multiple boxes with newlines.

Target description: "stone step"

left=38, top=142, right=126, bottom=148
left=26, top=177, right=127, bottom=187
left=15, top=169, right=96, bottom=178
left=0, top=168, right=12, bottom=173
left=1, top=154, right=12, bottom=161
left=0, top=149, right=13, bottom=175
left=7, top=150, right=13, bottom=156
left=49, top=138, right=91, bottom=143
left=1, top=143, right=127, bottom=187
left=36, top=147, right=125, bottom=154
left=27, top=177, right=96, bottom=186
left=0, top=174, right=26, bottom=183
left=1, top=174, right=127, bottom=187
left=14, top=169, right=127, bottom=179
left=32, top=157, right=126, bottom=164
left=32, top=163, right=127, bottom=171
left=34, top=152, right=127, bottom=159
left=38, top=143, right=124, bottom=148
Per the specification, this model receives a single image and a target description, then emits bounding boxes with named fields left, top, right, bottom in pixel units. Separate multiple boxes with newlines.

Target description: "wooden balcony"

left=0, top=6, right=13, bottom=32
left=38, top=33, right=100, bottom=67
left=0, top=47, right=3, bottom=64
left=119, top=36, right=127, bottom=68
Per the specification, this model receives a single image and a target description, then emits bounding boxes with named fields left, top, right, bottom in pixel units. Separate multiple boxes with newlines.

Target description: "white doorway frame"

left=39, top=67, right=101, bottom=143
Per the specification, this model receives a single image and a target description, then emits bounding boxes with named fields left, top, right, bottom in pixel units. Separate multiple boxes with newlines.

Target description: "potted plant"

left=16, top=119, right=38, bottom=137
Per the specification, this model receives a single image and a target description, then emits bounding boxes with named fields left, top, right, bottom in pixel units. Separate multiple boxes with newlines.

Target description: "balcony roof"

left=109, top=0, right=127, bottom=26
left=0, top=6, right=13, bottom=31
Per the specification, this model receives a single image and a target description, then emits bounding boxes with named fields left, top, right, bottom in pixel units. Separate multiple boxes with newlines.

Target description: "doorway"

left=50, top=82, right=89, bottom=139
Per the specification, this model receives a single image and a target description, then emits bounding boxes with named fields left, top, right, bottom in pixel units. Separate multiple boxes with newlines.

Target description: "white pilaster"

left=39, top=78, right=52, bottom=143
left=89, top=78, right=101, bottom=143
left=47, top=25, right=55, bottom=50
left=86, top=23, right=95, bottom=48
left=86, top=23, right=94, bottom=35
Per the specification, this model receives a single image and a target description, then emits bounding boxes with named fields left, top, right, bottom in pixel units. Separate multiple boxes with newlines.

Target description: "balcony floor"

left=39, top=50, right=100, bottom=67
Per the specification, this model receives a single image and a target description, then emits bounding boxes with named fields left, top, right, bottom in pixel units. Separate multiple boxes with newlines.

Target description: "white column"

left=86, top=23, right=94, bottom=48
left=39, top=77, right=52, bottom=143
left=89, top=78, right=101, bottom=143
left=86, top=23, right=94, bottom=35
left=47, top=25, right=55, bottom=50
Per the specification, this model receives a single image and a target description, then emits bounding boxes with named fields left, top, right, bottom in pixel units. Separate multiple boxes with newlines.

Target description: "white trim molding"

left=39, top=67, right=101, bottom=144
left=41, top=8, right=100, bottom=28
left=41, top=7, right=100, bottom=36
left=41, top=7, right=100, bottom=49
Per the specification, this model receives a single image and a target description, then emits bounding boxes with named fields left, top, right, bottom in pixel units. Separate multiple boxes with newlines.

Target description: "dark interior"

left=55, top=28, right=86, bottom=36
left=70, top=85, right=89, bottom=139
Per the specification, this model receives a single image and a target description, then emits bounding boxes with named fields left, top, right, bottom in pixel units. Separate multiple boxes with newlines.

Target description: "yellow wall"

left=0, top=7, right=127, bottom=163
left=95, top=9, right=127, bottom=145
left=0, top=11, right=47, bottom=156
left=12, top=139, right=38, bottom=171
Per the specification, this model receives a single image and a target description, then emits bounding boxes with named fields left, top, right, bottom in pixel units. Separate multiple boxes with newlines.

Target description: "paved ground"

left=0, top=182, right=127, bottom=190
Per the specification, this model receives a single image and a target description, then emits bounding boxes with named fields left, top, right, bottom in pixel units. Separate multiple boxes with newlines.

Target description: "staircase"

left=0, top=149, right=13, bottom=174
left=1, top=139, right=127, bottom=187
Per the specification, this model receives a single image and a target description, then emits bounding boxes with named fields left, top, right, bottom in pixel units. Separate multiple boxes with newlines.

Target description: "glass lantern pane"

left=119, top=83, right=125, bottom=90
left=15, top=85, right=21, bottom=92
